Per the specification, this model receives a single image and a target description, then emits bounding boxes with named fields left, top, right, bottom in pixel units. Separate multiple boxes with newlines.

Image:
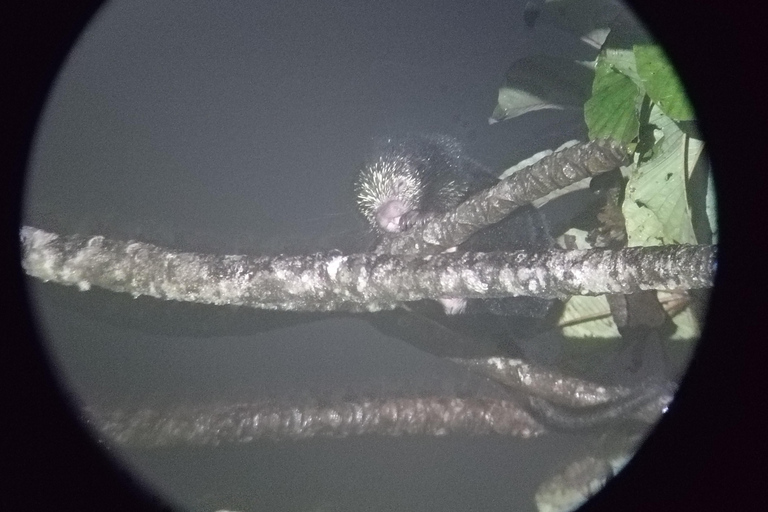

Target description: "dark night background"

left=3, top=1, right=762, bottom=511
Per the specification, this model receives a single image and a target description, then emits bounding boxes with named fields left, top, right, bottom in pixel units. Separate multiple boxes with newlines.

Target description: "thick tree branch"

left=451, top=357, right=638, bottom=407
left=81, top=359, right=675, bottom=447
left=451, top=357, right=675, bottom=427
left=83, top=396, right=546, bottom=447
left=21, top=138, right=712, bottom=312
left=21, top=226, right=715, bottom=312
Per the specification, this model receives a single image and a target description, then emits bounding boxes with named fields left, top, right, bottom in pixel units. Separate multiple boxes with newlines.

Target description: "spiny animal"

left=354, top=134, right=556, bottom=317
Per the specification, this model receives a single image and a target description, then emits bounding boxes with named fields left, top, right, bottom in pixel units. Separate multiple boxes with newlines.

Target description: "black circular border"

left=3, top=1, right=761, bottom=510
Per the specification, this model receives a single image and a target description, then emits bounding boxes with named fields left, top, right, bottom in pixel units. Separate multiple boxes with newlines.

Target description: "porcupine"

left=354, top=134, right=557, bottom=321
left=355, top=136, right=672, bottom=427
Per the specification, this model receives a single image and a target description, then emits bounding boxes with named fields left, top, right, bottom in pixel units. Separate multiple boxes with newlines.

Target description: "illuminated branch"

left=83, top=396, right=546, bottom=447
left=20, top=226, right=715, bottom=312
left=82, top=360, right=675, bottom=447
left=21, top=139, right=713, bottom=311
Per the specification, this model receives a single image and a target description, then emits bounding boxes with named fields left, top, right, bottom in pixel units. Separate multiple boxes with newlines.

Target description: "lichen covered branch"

left=83, top=396, right=545, bottom=447
left=451, top=357, right=676, bottom=426
left=82, top=359, right=675, bottom=447
left=21, top=226, right=715, bottom=312
left=451, top=357, right=637, bottom=408
left=375, top=139, right=630, bottom=255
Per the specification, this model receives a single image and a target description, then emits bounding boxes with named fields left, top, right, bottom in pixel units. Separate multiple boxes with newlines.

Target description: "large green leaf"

left=585, top=56, right=643, bottom=143
left=623, top=104, right=698, bottom=246
left=599, top=48, right=642, bottom=88
left=634, top=45, right=695, bottom=121
left=560, top=295, right=621, bottom=339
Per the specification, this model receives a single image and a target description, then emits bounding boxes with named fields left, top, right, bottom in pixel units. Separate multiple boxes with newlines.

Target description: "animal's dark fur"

left=355, top=134, right=557, bottom=333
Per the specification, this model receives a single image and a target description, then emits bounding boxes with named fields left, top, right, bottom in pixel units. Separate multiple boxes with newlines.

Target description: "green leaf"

left=599, top=48, right=642, bottom=88
left=634, top=44, right=695, bottom=121
left=492, top=88, right=565, bottom=121
left=623, top=104, right=697, bottom=246
left=560, top=295, right=621, bottom=339
left=491, top=56, right=594, bottom=121
left=585, top=56, right=643, bottom=143
left=657, top=292, right=702, bottom=341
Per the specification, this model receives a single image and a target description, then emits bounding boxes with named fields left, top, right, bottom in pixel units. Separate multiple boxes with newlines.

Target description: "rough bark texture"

left=451, top=357, right=637, bottom=408
left=21, top=227, right=715, bottom=312
left=81, top=356, right=675, bottom=448
left=83, top=396, right=545, bottom=447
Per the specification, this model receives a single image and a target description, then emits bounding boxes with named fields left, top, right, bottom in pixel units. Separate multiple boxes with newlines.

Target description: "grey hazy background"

left=21, top=1, right=635, bottom=510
